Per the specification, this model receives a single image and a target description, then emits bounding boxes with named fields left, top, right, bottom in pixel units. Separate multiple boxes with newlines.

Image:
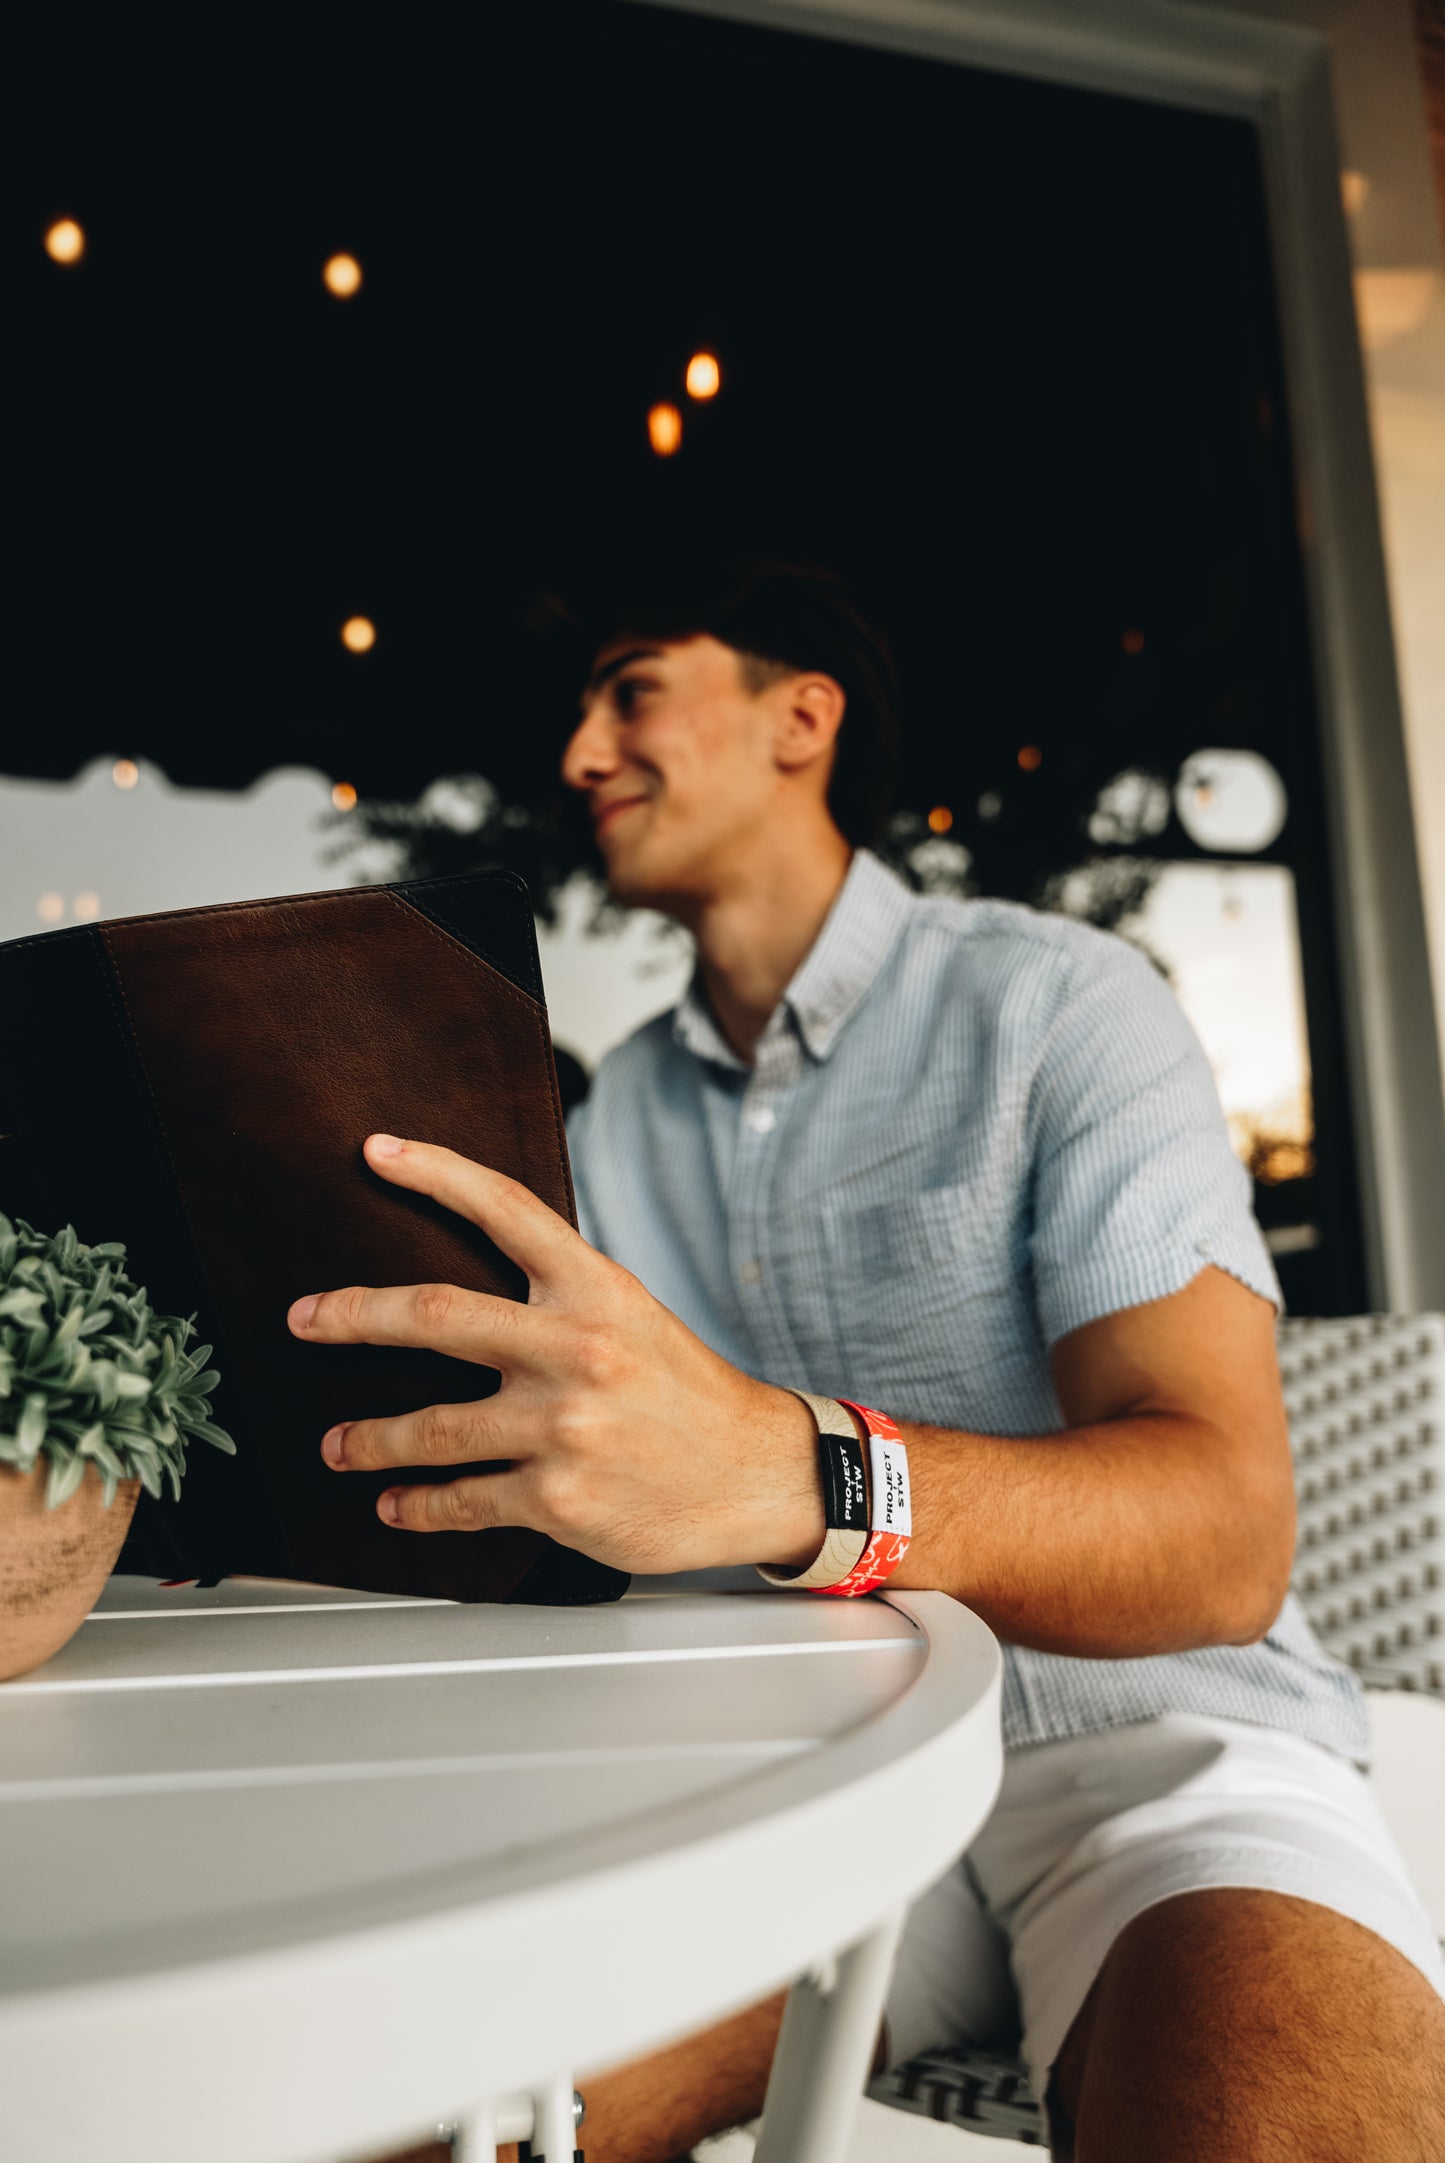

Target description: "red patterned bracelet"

left=814, top=1400, right=911, bottom=1597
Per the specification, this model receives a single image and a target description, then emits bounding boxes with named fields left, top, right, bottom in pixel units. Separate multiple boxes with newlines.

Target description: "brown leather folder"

left=0, top=872, right=627, bottom=1605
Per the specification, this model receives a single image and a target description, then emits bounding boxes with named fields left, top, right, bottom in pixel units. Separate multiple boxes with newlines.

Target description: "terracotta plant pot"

left=0, top=1464, right=140, bottom=1682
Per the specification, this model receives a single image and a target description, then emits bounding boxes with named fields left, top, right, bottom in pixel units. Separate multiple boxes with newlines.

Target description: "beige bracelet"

left=756, top=1391, right=869, bottom=1590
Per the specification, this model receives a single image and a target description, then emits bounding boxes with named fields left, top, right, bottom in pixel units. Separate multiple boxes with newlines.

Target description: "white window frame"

left=632, top=0, right=1445, bottom=1310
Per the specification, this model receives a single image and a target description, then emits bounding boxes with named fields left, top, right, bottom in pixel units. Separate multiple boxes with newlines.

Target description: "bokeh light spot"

left=1017, top=745, right=1043, bottom=772
left=37, top=893, right=64, bottom=924
left=45, top=219, right=85, bottom=265
left=1121, top=628, right=1146, bottom=656
left=332, top=781, right=358, bottom=811
left=324, top=253, right=363, bottom=298
left=1340, top=170, right=1370, bottom=218
left=927, top=805, right=954, bottom=834
left=73, top=893, right=101, bottom=921
left=1176, top=749, right=1288, bottom=854
left=341, top=615, right=376, bottom=654
left=648, top=403, right=683, bottom=456
left=112, top=759, right=140, bottom=790
left=685, top=353, right=721, bottom=400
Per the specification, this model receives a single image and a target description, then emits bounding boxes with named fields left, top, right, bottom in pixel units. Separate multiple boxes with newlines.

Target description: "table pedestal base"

left=753, top=1909, right=905, bottom=2163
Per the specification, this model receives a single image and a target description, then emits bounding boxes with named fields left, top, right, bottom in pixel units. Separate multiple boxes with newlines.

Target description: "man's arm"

left=290, top=1136, right=1295, bottom=1664
left=888, top=1262, right=1296, bottom=1656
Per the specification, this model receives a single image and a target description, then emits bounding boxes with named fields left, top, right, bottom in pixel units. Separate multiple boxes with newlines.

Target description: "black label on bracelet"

left=819, top=1432, right=869, bottom=1532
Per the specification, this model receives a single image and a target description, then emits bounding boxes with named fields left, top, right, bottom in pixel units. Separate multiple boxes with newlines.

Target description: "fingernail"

left=290, top=1294, right=318, bottom=1329
left=321, top=1425, right=349, bottom=1467
left=368, top=1133, right=404, bottom=1158
left=378, top=1490, right=402, bottom=1526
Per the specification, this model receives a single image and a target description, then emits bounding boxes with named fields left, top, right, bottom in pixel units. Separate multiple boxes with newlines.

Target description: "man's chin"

left=604, top=861, right=660, bottom=908
left=601, top=846, right=689, bottom=916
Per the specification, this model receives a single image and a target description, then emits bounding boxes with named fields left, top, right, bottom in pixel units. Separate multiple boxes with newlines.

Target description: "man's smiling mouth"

left=594, top=796, right=649, bottom=835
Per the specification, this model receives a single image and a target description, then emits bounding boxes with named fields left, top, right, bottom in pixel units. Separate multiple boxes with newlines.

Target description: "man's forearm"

left=886, top=1411, right=1295, bottom=1659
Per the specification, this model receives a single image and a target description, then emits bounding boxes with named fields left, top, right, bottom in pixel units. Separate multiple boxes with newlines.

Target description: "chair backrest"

left=1279, top=1315, right=1444, bottom=1696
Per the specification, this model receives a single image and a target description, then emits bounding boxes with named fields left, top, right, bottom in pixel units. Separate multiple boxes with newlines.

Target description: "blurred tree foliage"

left=327, top=768, right=1175, bottom=946
left=326, top=699, right=1179, bottom=950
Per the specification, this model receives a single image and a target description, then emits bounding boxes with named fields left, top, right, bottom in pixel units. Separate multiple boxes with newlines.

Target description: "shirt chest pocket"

left=817, top=1179, right=1024, bottom=1412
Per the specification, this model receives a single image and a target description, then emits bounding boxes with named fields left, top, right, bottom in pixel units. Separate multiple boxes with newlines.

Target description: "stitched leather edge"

left=383, top=890, right=577, bottom=1232
left=390, top=872, right=544, bottom=1005
left=1, top=875, right=520, bottom=956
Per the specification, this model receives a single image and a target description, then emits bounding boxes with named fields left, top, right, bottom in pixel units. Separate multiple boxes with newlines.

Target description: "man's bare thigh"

left=1050, top=1886, right=1445, bottom=2163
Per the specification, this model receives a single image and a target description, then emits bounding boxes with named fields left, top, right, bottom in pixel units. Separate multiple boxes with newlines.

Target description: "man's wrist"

left=751, top=1382, right=830, bottom=1570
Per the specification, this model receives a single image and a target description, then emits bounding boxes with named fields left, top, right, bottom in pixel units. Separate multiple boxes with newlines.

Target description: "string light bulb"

left=927, top=805, right=954, bottom=834
left=331, top=781, right=358, bottom=811
left=323, top=253, right=363, bottom=299
left=112, top=759, right=139, bottom=789
left=648, top=403, right=683, bottom=456
left=45, top=219, right=85, bottom=265
left=341, top=616, right=376, bottom=654
left=685, top=353, right=721, bottom=400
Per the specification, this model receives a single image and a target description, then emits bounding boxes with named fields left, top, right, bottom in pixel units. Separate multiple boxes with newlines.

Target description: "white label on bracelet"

left=869, top=1433, right=911, bottom=1537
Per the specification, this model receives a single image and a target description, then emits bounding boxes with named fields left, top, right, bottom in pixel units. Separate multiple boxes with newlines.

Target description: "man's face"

left=561, top=633, right=789, bottom=910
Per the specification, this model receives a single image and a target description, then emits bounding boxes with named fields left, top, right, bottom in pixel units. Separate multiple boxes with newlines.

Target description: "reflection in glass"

left=1132, top=861, right=1316, bottom=1257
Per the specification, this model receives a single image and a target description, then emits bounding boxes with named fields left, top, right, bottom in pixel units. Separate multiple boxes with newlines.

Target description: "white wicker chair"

left=870, top=1314, right=1445, bottom=2144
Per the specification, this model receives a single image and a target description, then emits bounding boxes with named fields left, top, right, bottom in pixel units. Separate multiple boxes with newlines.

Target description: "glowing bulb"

left=341, top=616, right=376, bottom=653
left=927, top=805, right=954, bottom=834
left=45, top=219, right=85, bottom=265
left=332, top=781, right=358, bottom=811
left=648, top=403, right=683, bottom=456
left=112, top=759, right=139, bottom=789
left=37, top=893, right=64, bottom=924
left=1121, top=628, right=1145, bottom=656
left=73, top=892, right=101, bottom=921
left=1017, top=745, right=1043, bottom=772
left=685, top=353, right=721, bottom=400
left=323, top=253, right=363, bottom=299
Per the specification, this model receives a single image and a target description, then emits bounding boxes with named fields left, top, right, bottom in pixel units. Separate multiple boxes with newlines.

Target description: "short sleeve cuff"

left=1036, top=1201, right=1282, bottom=1348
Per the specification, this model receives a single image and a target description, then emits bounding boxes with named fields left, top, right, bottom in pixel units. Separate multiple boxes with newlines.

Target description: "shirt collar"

left=671, top=849, right=914, bottom=1069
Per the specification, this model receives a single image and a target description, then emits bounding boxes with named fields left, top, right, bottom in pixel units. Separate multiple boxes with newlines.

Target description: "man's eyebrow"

left=582, top=646, right=663, bottom=706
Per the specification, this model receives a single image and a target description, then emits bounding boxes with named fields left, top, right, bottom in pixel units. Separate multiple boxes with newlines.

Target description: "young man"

left=298, top=565, right=1445, bottom=2160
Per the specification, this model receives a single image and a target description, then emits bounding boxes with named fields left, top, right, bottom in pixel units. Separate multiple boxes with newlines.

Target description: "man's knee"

left=1051, top=1888, right=1445, bottom=2162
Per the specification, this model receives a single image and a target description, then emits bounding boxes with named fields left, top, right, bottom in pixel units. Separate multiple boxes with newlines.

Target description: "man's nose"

left=561, top=706, right=621, bottom=790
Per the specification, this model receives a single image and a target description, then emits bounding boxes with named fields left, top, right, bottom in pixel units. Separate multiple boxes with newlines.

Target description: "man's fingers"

left=288, top=1279, right=537, bottom=1365
left=323, top=1399, right=516, bottom=1473
left=377, top=1471, right=532, bottom=1535
left=361, top=1135, right=588, bottom=1292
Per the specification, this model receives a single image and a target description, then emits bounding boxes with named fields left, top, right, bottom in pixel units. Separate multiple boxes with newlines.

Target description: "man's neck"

left=688, top=828, right=854, bottom=1064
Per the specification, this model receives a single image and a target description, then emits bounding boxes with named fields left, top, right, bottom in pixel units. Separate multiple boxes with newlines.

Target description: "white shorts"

left=885, top=1714, right=1445, bottom=2108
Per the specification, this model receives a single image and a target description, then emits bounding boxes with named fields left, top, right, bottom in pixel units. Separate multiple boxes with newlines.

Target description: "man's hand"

left=287, top=1133, right=823, bottom=1574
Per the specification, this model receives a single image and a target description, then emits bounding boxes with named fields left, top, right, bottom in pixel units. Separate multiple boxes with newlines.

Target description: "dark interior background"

left=8, top=0, right=1363, bottom=1309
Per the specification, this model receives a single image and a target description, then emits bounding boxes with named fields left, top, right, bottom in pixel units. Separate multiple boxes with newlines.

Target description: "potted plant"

left=0, top=1214, right=235, bottom=1681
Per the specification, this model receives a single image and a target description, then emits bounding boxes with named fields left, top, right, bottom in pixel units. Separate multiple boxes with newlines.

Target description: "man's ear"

left=774, top=673, right=846, bottom=773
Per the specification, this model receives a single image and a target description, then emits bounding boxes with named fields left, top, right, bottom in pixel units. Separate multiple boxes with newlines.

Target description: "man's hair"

left=572, top=557, right=902, bottom=847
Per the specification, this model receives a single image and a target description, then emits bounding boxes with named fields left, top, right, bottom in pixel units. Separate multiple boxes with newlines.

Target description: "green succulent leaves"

left=0, top=1216, right=236, bottom=1509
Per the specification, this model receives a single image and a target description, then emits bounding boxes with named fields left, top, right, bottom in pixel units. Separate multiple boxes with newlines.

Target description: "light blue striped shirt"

left=568, top=849, right=1368, bottom=1759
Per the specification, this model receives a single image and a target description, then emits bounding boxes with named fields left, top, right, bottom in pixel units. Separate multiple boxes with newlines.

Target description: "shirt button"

left=746, top=1105, right=777, bottom=1135
left=739, top=1259, right=763, bottom=1287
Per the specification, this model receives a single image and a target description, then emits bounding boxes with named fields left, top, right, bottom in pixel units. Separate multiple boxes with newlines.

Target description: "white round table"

left=0, top=1571, right=1002, bottom=2163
